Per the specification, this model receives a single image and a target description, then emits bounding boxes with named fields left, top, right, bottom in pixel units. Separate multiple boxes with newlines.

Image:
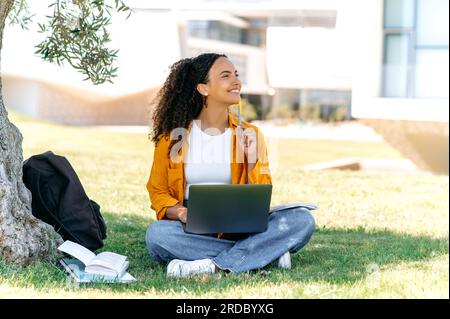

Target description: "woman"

left=145, top=53, right=315, bottom=277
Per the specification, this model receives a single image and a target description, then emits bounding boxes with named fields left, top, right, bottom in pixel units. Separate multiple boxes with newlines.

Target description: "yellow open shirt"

left=147, top=115, right=272, bottom=220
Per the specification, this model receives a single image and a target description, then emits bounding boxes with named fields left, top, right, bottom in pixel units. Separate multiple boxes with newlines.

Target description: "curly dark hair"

left=150, top=53, right=227, bottom=147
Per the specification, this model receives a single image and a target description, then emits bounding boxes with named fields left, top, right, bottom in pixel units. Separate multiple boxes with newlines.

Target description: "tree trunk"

left=0, top=0, right=62, bottom=266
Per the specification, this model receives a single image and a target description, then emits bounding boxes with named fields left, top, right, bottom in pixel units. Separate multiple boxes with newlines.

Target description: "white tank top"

left=184, top=120, right=232, bottom=199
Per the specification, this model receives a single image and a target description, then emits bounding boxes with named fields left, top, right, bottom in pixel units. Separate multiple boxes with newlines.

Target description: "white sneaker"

left=277, top=251, right=291, bottom=269
left=167, top=258, right=216, bottom=277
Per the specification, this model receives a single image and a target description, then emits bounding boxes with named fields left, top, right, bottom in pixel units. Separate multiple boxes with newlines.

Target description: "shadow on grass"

left=0, top=211, right=448, bottom=295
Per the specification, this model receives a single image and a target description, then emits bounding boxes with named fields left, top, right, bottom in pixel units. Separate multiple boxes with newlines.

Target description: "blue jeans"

left=145, top=206, right=316, bottom=273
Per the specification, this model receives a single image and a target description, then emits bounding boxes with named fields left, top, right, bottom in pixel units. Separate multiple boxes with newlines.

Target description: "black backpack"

left=22, top=151, right=107, bottom=251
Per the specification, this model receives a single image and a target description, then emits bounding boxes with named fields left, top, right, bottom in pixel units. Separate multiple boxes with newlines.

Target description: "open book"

left=58, top=240, right=131, bottom=278
left=270, top=202, right=318, bottom=213
left=60, top=258, right=136, bottom=283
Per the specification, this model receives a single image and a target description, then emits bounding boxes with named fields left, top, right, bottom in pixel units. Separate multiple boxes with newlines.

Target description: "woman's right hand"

left=166, top=204, right=188, bottom=223
left=177, top=207, right=188, bottom=223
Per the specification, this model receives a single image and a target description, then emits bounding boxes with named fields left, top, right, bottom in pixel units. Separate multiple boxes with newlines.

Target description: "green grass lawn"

left=0, top=112, right=448, bottom=298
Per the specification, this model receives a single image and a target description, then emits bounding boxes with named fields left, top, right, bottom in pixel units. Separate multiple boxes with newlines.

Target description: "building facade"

left=3, top=0, right=354, bottom=124
left=351, top=0, right=449, bottom=174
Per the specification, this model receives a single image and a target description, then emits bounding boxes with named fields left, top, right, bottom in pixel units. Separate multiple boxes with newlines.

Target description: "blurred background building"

left=351, top=0, right=449, bottom=174
left=2, top=0, right=448, bottom=173
left=3, top=0, right=355, bottom=124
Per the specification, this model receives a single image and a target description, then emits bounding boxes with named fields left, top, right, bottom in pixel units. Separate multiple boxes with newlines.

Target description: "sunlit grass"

left=1, top=111, right=448, bottom=298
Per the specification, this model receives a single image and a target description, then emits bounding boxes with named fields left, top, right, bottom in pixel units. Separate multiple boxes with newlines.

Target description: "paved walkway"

left=253, top=120, right=383, bottom=142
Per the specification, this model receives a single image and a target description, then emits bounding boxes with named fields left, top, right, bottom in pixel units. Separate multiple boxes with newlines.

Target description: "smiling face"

left=197, top=57, right=242, bottom=106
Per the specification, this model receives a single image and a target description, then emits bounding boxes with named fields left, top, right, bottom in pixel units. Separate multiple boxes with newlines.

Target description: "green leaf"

left=34, top=0, right=131, bottom=85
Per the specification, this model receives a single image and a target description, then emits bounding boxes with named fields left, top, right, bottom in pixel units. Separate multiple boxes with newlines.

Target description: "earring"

left=204, top=92, right=208, bottom=96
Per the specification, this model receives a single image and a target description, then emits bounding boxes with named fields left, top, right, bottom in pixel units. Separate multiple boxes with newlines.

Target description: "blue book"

left=60, top=258, right=136, bottom=283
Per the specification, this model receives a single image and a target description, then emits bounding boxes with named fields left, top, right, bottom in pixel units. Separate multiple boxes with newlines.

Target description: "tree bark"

left=0, top=0, right=62, bottom=266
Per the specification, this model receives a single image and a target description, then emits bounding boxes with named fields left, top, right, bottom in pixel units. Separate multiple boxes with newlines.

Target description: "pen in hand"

left=238, top=99, right=243, bottom=127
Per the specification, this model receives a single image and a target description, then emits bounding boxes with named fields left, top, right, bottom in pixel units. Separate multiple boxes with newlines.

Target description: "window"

left=187, top=19, right=264, bottom=47
left=382, top=0, right=449, bottom=98
left=383, top=34, right=411, bottom=97
left=384, top=0, right=415, bottom=28
left=416, top=0, right=449, bottom=46
left=187, top=21, right=209, bottom=39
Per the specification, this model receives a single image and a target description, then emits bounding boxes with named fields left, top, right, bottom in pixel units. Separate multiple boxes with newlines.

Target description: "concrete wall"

left=3, top=75, right=158, bottom=125
left=363, top=119, right=449, bottom=175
